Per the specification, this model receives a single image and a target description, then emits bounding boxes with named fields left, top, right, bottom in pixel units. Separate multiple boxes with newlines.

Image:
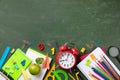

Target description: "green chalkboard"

left=0, top=0, right=120, bottom=80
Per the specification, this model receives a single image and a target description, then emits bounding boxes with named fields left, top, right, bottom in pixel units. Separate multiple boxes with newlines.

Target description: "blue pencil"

left=101, top=61, right=114, bottom=78
left=92, top=67, right=109, bottom=80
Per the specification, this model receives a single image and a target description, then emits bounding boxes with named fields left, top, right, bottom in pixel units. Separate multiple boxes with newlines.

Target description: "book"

left=2, top=49, right=32, bottom=80
left=18, top=48, right=52, bottom=80
left=77, top=47, right=120, bottom=80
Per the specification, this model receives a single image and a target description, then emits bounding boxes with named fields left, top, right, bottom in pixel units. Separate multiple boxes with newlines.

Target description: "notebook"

left=0, top=71, right=10, bottom=80
left=77, top=47, right=120, bottom=80
left=18, top=48, right=52, bottom=80
left=2, top=49, right=32, bottom=80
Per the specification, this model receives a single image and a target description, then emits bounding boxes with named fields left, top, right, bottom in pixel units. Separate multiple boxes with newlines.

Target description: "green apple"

left=28, top=63, right=41, bottom=75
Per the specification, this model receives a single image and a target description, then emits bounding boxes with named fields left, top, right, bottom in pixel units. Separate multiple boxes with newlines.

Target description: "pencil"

left=92, top=67, right=109, bottom=80
left=96, top=60, right=111, bottom=76
left=100, top=61, right=115, bottom=78
left=96, top=66, right=114, bottom=80
left=90, top=71, right=104, bottom=80
left=101, top=56, right=120, bottom=80
left=89, top=73, right=99, bottom=80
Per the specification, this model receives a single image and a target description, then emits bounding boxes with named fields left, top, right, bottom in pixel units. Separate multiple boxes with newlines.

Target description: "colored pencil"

left=100, top=61, right=115, bottom=78
left=101, top=56, right=120, bottom=80
left=96, top=66, right=114, bottom=80
left=92, top=67, right=109, bottom=80
left=89, top=73, right=99, bottom=80
left=96, top=60, right=111, bottom=76
left=90, top=71, right=104, bottom=80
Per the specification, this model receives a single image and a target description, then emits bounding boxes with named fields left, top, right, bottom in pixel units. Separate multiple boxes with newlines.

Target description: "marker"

left=0, top=46, right=11, bottom=68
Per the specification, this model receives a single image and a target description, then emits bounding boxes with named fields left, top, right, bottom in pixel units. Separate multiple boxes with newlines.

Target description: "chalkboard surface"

left=0, top=0, right=120, bottom=80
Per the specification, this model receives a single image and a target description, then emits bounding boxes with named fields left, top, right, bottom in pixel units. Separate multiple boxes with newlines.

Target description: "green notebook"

left=2, top=49, right=32, bottom=80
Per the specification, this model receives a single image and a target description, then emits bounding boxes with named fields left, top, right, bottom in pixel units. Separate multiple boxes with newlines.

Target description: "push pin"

left=21, top=60, right=26, bottom=66
left=7, top=70, right=14, bottom=76
left=5, top=66, right=10, bottom=69
left=22, top=40, right=30, bottom=49
left=13, top=62, right=19, bottom=70
left=14, top=64, right=19, bottom=70
left=13, top=62, right=16, bottom=65
left=46, top=41, right=52, bottom=47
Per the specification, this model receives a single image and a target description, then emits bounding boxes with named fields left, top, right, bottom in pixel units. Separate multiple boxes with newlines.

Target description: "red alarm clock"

left=56, top=45, right=79, bottom=70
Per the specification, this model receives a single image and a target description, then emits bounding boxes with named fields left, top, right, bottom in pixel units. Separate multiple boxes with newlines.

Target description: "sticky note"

left=85, top=59, right=91, bottom=66
left=90, top=54, right=96, bottom=61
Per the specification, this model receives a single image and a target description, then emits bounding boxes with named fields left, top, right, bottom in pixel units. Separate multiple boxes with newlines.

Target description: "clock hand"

left=66, top=54, right=69, bottom=60
left=67, top=54, right=69, bottom=58
left=60, top=59, right=66, bottom=62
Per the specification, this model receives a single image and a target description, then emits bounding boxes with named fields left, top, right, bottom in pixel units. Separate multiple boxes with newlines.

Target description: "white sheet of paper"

left=18, top=48, right=52, bottom=80
left=0, top=72, right=10, bottom=80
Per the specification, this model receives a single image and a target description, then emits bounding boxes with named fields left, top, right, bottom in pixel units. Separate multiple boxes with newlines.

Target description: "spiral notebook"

left=77, top=47, right=120, bottom=80
left=2, top=49, right=32, bottom=80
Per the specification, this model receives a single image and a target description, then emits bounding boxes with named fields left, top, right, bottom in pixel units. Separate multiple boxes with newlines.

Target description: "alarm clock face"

left=58, top=51, right=76, bottom=69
